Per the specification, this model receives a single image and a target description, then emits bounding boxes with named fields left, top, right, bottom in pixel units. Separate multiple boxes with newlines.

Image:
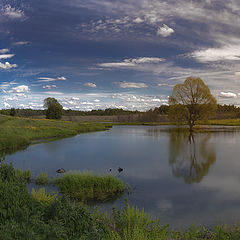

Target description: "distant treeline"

left=0, top=104, right=240, bottom=119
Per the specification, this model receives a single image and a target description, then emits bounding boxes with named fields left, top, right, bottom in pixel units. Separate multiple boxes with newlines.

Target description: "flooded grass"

left=54, top=171, right=125, bottom=201
left=0, top=116, right=111, bottom=151
left=15, top=169, right=31, bottom=182
left=35, top=172, right=49, bottom=185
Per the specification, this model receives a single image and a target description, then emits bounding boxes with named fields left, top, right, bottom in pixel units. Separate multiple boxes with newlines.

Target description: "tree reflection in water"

left=169, top=130, right=216, bottom=184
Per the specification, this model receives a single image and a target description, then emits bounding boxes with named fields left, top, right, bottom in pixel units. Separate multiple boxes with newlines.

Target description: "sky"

left=1, top=0, right=240, bottom=111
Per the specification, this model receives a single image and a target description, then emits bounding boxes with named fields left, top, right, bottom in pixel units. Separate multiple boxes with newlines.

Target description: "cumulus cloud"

left=157, top=24, right=175, bottom=37
left=0, top=62, right=17, bottom=69
left=219, top=92, right=237, bottom=98
left=0, top=49, right=10, bottom=54
left=10, top=85, right=30, bottom=93
left=98, top=57, right=164, bottom=68
left=116, top=81, right=148, bottom=88
left=1, top=4, right=25, bottom=19
left=57, top=76, right=67, bottom=80
left=84, top=82, right=97, bottom=88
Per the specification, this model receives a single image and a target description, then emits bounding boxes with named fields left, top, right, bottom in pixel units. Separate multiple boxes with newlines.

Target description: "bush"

left=32, top=188, right=57, bottom=205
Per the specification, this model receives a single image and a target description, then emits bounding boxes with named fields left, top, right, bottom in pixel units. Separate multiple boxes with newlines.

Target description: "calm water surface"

left=4, top=125, right=240, bottom=228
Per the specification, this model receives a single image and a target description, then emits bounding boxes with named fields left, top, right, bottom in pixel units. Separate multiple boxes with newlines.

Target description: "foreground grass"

left=0, top=116, right=111, bottom=151
left=1, top=162, right=240, bottom=239
left=54, top=171, right=125, bottom=201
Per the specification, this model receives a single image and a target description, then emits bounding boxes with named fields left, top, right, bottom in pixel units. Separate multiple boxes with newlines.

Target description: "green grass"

left=15, top=169, right=31, bottom=182
left=35, top=172, right=49, bottom=185
left=0, top=116, right=111, bottom=151
left=31, top=187, right=57, bottom=205
left=1, top=163, right=240, bottom=239
left=54, top=171, right=125, bottom=201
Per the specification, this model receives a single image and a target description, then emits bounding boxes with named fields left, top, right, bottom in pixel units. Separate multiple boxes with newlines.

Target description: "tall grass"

left=0, top=116, right=111, bottom=151
left=54, top=171, right=125, bottom=201
left=35, top=172, right=48, bottom=185
left=15, top=169, right=31, bottom=182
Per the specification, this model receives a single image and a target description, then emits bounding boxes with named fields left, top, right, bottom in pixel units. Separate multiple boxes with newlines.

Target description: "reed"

left=54, top=171, right=125, bottom=201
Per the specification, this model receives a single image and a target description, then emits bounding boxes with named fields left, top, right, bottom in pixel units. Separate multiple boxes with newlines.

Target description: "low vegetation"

left=15, top=169, right=31, bottom=182
left=35, top=172, right=49, bottom=185
left=0, top=116, right=111, bottom=151
left=54, top=171, right=125, bottom=201
left=1, top=162, right=240, bottom=239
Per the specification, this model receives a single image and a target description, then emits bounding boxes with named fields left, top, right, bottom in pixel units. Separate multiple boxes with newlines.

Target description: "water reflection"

left=169, top=131, right=216, bottom=184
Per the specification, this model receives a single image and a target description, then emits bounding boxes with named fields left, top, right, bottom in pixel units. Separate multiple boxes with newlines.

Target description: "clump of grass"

left=35, top=172, right=48, bottom=185
left=31, top=187, right=57, bottom=205
left=54, top=171, right=124, bottom=201
left=15, top=169, right=31, bottom=182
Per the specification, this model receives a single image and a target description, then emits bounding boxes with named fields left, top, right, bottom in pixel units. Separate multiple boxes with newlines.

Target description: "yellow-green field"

left=0, top=116, right=111, bottom=151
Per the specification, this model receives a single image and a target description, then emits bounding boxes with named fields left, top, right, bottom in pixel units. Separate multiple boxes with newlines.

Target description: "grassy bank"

left=54, top=171, right=125, bottom=201
left=1, top=162, right=240, bottom=239
left=0, top=116, right=111, bottom=151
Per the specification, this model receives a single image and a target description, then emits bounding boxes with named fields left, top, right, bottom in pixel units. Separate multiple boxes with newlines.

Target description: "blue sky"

left=1, top=0, right=240, bottom=110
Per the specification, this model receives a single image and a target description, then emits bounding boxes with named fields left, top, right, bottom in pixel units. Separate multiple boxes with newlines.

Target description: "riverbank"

left=0, top=116, right=111, bottom=151
left=1, top=162, right=240, bottom=239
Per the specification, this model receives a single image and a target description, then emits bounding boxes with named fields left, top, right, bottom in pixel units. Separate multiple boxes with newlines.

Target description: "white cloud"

left=57, top=76, right=67, bottom=80
left=219, top=92, right=237, bottom=98
left=157, top=24, right=175, bottom=37
left=0, top=62, right=17, bottom=69
left=116, top=81, right=148, bottom=88
left=0, top=54, right=15, bottom=59
left=3, top=102, right=11, bottom=108
left=133, top=17, right=144, bottom=23
left=0, top=49, right=10, bottom=54
left=13, top=41, right=31, bottom=46
left=42, top=85, right=57, bottom=90
left=42, top=91, right=64, bottom=95
left=84, top=82, right=97, bottom=88
left=71, top=97, right=80, bottom=100
left=10, top=85, right=30, bottom=93
left=1, top=4, right=25, bottom=19
left=37, top=76, right=67, bottom=82
left=98, top=57, right=164, bottom=69
left=191, top=44, right=240, bottom=62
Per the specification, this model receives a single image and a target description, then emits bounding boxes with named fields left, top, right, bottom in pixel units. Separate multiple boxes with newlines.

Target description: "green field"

left=0, top=116, right=111, bottom=151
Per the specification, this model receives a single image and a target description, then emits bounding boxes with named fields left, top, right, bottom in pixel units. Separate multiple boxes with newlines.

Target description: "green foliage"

left=111, top=200, right=169, bottom=240
left=168, top=77, right=217, bottom=131
left=9, top=108, right=16, bottom=117
left=35, top=172, right=48, bottom=185
left=15, top=169, right=31, bottom=182
left=44, top=97, right=63, bottom=120
left=54, top=171, right=125, bottom=201
left=32, top=188, right=57, bottom=205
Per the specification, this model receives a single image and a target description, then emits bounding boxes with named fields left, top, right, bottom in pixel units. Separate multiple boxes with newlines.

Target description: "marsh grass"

left=0, top=116, right=111, bottom=151
left=54, top=171, right=125, bottom=201
left=31, top=187, right=57, bottom=205
left=15, top=169, right=31, bottom=182
left=35, top=172, right=49, bottom=185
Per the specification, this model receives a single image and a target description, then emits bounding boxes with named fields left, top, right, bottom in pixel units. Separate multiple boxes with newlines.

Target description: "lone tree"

left=168, top=77, right=217, bottom=132
left=44, top=97, right=63, bottom=120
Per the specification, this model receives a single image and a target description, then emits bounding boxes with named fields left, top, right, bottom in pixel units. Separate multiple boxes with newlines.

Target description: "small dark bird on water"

left=109, top=168, right=112, bottom=172
left=118, top=167, right=123, bottom=173
left=56, top=168, right=65, bottom=173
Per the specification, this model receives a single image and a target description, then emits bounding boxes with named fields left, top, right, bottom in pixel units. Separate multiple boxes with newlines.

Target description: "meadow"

left=0, top=115, right=111, bottom=151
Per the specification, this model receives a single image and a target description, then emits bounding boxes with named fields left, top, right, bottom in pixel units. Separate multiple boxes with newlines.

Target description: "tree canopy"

left=168, top=77, right=217, bottom=131
left=44, top=97, right=63, bottom=120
